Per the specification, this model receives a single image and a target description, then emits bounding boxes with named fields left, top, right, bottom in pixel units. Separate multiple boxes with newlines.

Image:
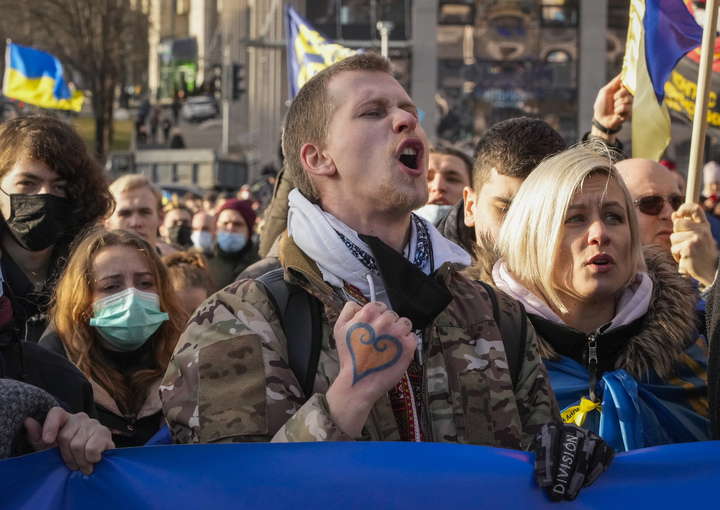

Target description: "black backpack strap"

left=477, top=281, right=527, bottom=390
left=257, top=268, right=323, bottom=400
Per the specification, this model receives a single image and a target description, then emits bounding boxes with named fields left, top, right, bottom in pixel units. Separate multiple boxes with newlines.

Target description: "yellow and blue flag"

left=3, top=42, right=83, bottom=111
left=622, top=0, right=703, bottom=160
left=285, top=6, right=360, bottom=99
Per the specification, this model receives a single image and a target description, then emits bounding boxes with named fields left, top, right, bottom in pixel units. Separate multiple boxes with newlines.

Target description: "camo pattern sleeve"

left=271, top=394, right=354, bottom=442
left=160, top=278, right=345, bottom=444
left=514, top=318, right=562, bottom=449
left=422, top=269, right=559, bottom=449
left=493, top=288, right=561, bottom=449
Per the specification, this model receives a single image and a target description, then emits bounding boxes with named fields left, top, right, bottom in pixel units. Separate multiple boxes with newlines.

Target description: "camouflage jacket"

left=161, top=236, right=560, bottom=448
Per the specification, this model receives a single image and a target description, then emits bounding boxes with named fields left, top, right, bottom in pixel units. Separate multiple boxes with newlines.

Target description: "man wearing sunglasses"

left=616, top=158, right=719, bottom=288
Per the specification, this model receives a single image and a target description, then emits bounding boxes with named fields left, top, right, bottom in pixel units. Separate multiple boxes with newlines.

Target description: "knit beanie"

left=703, top=161, right=720, bottom=195
left=216, top=198, right=257, bottom=232
left=0, top=379, right=58, bottom=459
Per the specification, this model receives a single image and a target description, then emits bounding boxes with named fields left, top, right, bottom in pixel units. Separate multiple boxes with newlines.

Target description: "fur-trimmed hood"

left=469, top=247, right=700, bottom=380
left=537, top=249, right=699, bottom=379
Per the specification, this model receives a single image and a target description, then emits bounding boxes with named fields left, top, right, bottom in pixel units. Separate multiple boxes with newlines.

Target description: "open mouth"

left=399, top=147, right=419, bottom=170
left=588, top=254, right=614, bottom=266
left=396, top=139, right=424, bottom=172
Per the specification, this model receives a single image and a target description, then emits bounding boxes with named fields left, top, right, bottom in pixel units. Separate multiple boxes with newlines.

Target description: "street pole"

left=376, top=21, right=394, bottom=58
left=221, top=36, right=230, bottom=155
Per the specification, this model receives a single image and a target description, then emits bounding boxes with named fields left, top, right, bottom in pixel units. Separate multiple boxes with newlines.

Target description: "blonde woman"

left=491, top=145, right=710, bottom=452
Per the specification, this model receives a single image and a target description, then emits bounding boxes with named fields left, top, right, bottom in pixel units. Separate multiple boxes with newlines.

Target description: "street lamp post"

left=376, top=21, right=394, bottom=58
left=221, top=43, right=230, bottom=156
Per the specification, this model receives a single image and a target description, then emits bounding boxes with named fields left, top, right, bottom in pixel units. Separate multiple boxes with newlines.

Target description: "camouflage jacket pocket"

left=197, top=334, right=268, bottom=441
left=457, top=371, right=494, bottom=445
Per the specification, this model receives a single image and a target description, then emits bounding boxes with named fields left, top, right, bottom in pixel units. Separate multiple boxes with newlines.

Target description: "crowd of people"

left=2, top=52, right=719, bottom=502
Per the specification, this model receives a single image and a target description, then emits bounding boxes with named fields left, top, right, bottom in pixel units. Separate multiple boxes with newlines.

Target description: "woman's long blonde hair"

left=51, top=228, right=188, bottom=416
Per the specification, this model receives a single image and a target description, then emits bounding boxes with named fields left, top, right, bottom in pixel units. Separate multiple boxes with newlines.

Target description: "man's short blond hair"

left=109, top=174, right=163, bottom=213
left=281, top=52, right=393, bottom=204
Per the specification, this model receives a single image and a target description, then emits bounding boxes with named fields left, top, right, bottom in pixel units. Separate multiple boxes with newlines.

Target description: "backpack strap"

left=477, top=281, right=527, bottom=390
left=256, top=268, right=323, bottom=400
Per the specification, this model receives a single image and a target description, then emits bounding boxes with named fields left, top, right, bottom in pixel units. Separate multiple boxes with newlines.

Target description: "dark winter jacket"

left=1, top=329, right=95, bottom=417
left=704, top=268, right=720, bottom=439
left=435, top=199, right=476, bottom=257
left=39, top=329, right=164, bottom=448
left=203, top=241, right=261, bottom=291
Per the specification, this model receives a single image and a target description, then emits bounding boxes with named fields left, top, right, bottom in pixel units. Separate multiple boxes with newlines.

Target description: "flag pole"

left=687, top=0, right=720, bottom=204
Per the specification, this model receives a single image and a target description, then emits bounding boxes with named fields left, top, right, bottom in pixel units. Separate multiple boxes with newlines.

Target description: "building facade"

left=148, top=0, right=632, bottom=183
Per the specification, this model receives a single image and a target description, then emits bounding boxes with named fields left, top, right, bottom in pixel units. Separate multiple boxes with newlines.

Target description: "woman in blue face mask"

left=203, top=198, right=260, bottom=291
left=39, top=229, right=188, bottom=447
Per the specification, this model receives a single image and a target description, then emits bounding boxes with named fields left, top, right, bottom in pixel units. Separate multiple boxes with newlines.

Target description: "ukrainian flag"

left=622, top=0, right=703, bottom=160
left=3, top=42, right=83, bottom=111
left=285, top=6, right=360, bottom=99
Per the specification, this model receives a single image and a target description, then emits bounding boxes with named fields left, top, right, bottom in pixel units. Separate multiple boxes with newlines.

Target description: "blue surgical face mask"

left=191, top=230, right=213, bottom=250
left=217, top=230, right=247, bottom=253
left=89, top=288, right=169, bottom=352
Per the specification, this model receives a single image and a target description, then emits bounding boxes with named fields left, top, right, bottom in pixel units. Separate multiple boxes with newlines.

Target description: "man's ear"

left=300, top=142, right=336, bottom=177
left=463, top=186, right=476, bottom=228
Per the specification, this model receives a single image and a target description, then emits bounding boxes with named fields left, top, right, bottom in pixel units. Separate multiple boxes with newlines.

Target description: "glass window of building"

left=436, top=0, right=579, bottom=144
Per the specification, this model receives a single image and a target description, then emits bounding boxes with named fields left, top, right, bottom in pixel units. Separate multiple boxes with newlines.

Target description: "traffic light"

left=211, top=64, right=222, bottom=95
left=232, top=63, right=246, bottom=100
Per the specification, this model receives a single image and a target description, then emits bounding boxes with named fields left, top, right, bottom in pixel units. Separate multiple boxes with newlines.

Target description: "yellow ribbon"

left=561, top=398, right=601, bottom=427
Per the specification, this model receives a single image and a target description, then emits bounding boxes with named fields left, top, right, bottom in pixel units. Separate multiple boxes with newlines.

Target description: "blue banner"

left=643, top=0, right=703, bottom=104
left=285, top=6, right=359, bottom=99
left=2, top=440, right=718, bottom=509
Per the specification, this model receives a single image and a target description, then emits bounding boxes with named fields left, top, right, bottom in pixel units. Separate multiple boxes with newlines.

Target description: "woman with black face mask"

left=0, top=116, right=114, bottom=344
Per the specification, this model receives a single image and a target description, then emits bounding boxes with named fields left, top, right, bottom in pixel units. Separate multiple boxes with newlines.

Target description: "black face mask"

left=2, top=192, right=73, bottom=251
left=168, top=224, right=193, bottom=247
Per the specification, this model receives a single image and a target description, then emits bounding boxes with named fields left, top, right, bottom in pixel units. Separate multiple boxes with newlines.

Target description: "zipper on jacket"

left=587, top=333, right=599, bottom=403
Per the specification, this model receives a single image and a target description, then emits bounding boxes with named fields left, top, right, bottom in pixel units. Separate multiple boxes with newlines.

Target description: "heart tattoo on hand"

left=346, top=322, right=403, bottom=385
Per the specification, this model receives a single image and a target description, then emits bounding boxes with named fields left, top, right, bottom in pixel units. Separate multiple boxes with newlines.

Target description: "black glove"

left=530, top=422, right=615, bottom=502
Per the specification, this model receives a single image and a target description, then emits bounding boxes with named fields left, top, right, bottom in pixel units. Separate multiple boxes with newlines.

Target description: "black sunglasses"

left=633, top=195, right=683, bottom=215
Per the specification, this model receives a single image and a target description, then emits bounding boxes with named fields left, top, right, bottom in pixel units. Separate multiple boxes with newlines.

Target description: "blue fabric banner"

left=2, top=440, right=719, bottom=509
left=285, top=5, right=359, bottom=99
left=546, top=350, right=710, bottom=452
left=643, top=0, right=703, bottom=104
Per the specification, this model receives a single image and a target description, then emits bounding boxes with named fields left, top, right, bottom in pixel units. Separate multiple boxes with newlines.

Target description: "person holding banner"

left=489, top=145, right=710, bottom=452
left=162, top=53, right=615, bottom=502
left=0, top=378, right=114, bottom=474
left=39, top=229, right=187, bottom=448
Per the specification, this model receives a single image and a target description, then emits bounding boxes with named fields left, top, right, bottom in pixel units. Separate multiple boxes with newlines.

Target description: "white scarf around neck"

left=492, top=258, right=653, bottom=332
left=287, top=189, right=470, bottom=308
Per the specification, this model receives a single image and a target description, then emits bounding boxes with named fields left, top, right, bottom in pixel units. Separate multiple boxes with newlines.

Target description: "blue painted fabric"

left=1, top=440, right=719, bottom=509
left=545, top=341, right=710, bottom=452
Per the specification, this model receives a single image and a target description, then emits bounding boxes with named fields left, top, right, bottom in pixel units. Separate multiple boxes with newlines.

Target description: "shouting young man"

left=161, top=53, right=612, bottom=502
